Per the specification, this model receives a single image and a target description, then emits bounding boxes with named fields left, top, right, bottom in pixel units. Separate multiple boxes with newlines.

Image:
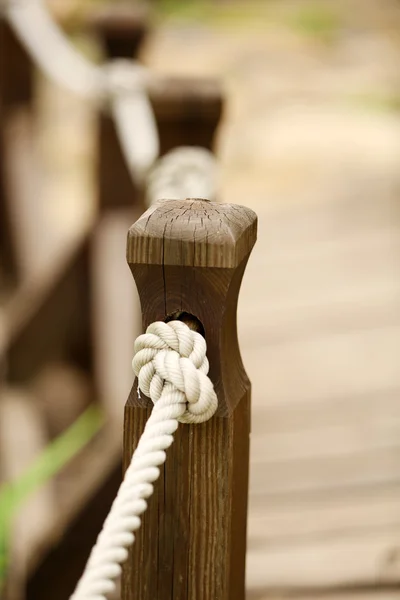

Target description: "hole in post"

left=165, top=311, right=205, bottom=338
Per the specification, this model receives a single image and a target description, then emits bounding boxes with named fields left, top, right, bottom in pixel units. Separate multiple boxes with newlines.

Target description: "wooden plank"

left=251, top=195, right=400, bottom=256
left=240, top=232, right=400, bottom=321
left=0, top=225, right=92, bottom=382
left=249, top=389, right=400, bottom=436
left=2, top=109, right=54, bottom=279
left=249, top=592, right=400, bottom=600
left=249, top=445, right=400, bottom=498
left=243, top=326, right=400, bottom=407
left=250, top=413, right=400, bottom=464
left=245, top=528, right=400, bottom=589
left=247, top=486, right=400, bottom=545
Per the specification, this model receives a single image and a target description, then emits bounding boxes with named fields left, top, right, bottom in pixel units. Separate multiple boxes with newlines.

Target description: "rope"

left=5, top=0, right=159, bottom=184
left=5, top=0, right=104, bottom=101
left=145, top=146, right=218, bottom=206
left=106, top=61, right=159, bottom=185
left=71, top=320, right=217, bottom=600
left=4, top=0, right=219, bottom=198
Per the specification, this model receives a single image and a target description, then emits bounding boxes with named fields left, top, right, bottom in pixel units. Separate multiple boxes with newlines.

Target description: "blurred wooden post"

left=149, top=77, right=224, bottom=156
left=0, top=19, right=34, bottom=285
left=86, top=4, right=150, bottom=60
left=122, top=198, right=257, bottom=599
left=85, top=5, right=150, bottom=212
left=0, top=18, right=34, bottom=111
left=86, top=5, right=223, bottom=211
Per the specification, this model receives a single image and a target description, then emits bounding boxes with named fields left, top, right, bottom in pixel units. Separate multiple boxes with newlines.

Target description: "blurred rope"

left=4, top=0, right=219, bottom=198
left=5, top=0, right=104, bottom=101
left=145, top=146, right=218, bottom=206
left=4, top=0, right=159, bottom=181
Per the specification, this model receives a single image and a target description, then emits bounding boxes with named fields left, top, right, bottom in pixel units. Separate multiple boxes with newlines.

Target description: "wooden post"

left=87, top=5, right=223, bottom=211
left=96, top=74, right=224, bottom=212
left=0, top=18, right=34, bottom=111
left=0, top=18, right=34, bottom=285
left=122, top=198, right=257, bottom=599
left=85, top=4, right=150, bottom=60
left=85, top=4, right=150, bottom=212
left=149, top=77, right=224, bottom=156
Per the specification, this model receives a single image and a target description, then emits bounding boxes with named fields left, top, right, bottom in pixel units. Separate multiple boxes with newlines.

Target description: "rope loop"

left=132, top=321, right=217, bottom=424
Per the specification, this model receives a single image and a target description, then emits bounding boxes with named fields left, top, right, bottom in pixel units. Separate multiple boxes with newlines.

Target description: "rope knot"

left=132, top=321, right=217, bottom=424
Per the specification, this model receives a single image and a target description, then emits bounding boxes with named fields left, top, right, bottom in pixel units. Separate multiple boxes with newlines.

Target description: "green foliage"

left=153, top=0, right=271, bottom=27
left=288, top=3, right=341, bottom=42
left=346, top=92, right=400, bottom=113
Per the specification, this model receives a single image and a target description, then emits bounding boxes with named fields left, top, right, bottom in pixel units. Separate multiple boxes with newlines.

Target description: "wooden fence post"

left=85, top=5, right=150, bottom=212
left=86, top=6, right=223, bottom=211
left=122, top=198, right=257, bottom=599
left=149, top=77, right=224, bottom=156
left=0, top=18, right=34, bottom=285
left=0, top=18, right=34, bottom=111
left=86, top=4, right=150, bottom=60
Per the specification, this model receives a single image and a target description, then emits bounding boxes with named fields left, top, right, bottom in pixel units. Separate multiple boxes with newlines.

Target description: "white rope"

left=71, top=320, right=217, bottom=600
left=4, top=0, right=219, bottom=197
left=107, top=61, right=159, bottom=186
left=145, top=146, right=218, bottom=206
left=4, top=0, right=160, bottom=183
left=5, top=0, right=104, bottom=101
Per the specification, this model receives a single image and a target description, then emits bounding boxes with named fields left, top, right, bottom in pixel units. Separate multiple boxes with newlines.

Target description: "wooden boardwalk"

left=239, top=195, right=400, bottom=597
left=2, top=3, right=400, bottom=596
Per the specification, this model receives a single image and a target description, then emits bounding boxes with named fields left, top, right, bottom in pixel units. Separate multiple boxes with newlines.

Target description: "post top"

left=85, top=4, right=150, bottom=33
left=127, top=199, right=257, bottom=269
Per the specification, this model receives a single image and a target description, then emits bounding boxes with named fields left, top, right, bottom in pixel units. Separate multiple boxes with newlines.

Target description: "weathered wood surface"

left=122, top=199, right=257, bottom=599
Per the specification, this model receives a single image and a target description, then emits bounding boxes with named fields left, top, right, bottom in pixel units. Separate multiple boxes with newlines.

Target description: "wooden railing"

left=0, top=16, right=34, bottom=285
left=0, top=4, right=225, bottom=598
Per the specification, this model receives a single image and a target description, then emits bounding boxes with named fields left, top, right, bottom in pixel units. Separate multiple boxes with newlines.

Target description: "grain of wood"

left=122, top=198, right=257, bottom=599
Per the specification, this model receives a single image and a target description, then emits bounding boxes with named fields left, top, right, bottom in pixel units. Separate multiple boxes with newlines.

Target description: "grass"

left=0, top=404, right=104, bottom=591
left=288, top=3, right=341, bottom=42
left=152, top=0, right=342, bottom=39
left=153, top=0, right=272, bottom=27
left=345, top=92, right=400, bottom=113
